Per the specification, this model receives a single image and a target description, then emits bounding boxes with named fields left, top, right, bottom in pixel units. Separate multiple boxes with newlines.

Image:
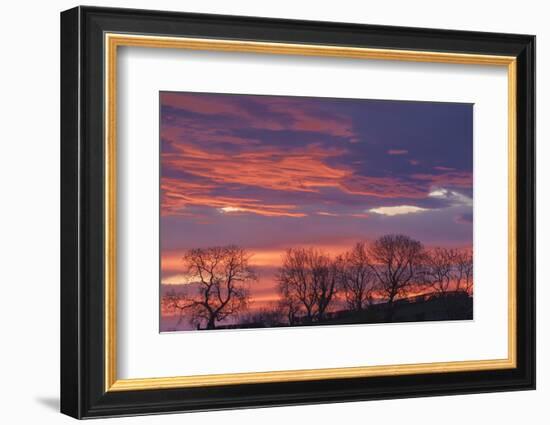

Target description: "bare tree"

left=276, top=295, right=301, bottom=326
left=277, top=247, right=338, bottom=323
left=423, top=248, right=458, bottom=295
left=163, top=245, right=256, bottom=329
left=455, top=249, right=473, bottom=294
left=368, top=234, right=425, bottom=319
left=339, top=243, right=376, bottom=311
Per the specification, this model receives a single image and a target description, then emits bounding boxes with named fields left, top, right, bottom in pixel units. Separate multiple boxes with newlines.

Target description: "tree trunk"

left=206, top=317, right=216, bottom=329
left=386, top=294, right=395, bottom=322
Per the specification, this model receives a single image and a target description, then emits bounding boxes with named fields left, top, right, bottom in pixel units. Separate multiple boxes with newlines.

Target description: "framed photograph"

left=60, top=6, right=535, bottom=419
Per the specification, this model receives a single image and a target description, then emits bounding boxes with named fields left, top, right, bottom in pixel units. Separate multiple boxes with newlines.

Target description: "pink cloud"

left=411, top=171, right=473, bottom=188
left=162, top=92, right=356, bottom=138
left=162, top=142, right=349, bottom=195
left=340, top=175, right=426, bottom=199
left=162, top=178, right=306, bottom=218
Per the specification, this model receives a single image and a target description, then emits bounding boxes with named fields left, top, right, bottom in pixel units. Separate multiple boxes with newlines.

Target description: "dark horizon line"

left=161, top=291, right=473, bottom=333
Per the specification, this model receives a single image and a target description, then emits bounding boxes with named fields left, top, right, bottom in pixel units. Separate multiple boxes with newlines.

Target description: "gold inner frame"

left=104, top=33, right=517, bottom=392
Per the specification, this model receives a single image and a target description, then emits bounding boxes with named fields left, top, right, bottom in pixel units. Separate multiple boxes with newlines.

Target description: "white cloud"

left=428, top=188, right=448, bottom=198
left=428, top=188, right=472, bottom=206
left=368, top=188, right=472, bottom=219
left=218, top=206, right=245, bottom=213
left=368, top=205, right=429, bottom=216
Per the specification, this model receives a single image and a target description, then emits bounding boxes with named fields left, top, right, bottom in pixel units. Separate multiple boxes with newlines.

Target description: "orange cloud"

left=349, top=213, right=370, bottom=218
left=160, top=94, right=473, bottom=219
left=161, top=92, right=241, bottom=116
left=161, top=92, right=356, bottom=137
left=340, top=175, right=427, bottom=198
left=162, top=142, right=349, bottom=195
left=161, top=140, right=448, bottom=219
left=316, top=211, right=340, bottom=217
left=162, top=178, right=306, bottom=218
left=162, top=242, right=353, bottom=276
left=411, top=171, right=473, bottom=188
left=266, top=98, right=355, bottom=138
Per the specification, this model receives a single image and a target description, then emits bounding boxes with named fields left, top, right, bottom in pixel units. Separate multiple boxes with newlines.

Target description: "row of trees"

left=163, top=235, right=473, bottom=329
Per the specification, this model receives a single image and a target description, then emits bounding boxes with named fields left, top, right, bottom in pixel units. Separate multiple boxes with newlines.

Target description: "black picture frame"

left=61, top=5, right=535, bottom=419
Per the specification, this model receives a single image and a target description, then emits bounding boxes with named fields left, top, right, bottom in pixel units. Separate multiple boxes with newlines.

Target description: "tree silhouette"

left=162, top=236, right=473, bottom=330
left=277, top=247, right=338, bottom=323
left=339, top=242, right=376, bottom=311
left=455, top=249, right=473, bottom=294
left=163, top=245, right=256, bottom=329
left=423, top=247, right=474, bottom=296
left=276, top=295, right=301, bottom=325
left=423, top=248, right=458, bottom=295
left=368, top=234, right=425, bottom=319
left=423, top=247, right=465, bottom=318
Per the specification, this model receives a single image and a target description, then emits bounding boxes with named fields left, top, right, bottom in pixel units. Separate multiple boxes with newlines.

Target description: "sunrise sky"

left=160, top=91, right=473, bottom=309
